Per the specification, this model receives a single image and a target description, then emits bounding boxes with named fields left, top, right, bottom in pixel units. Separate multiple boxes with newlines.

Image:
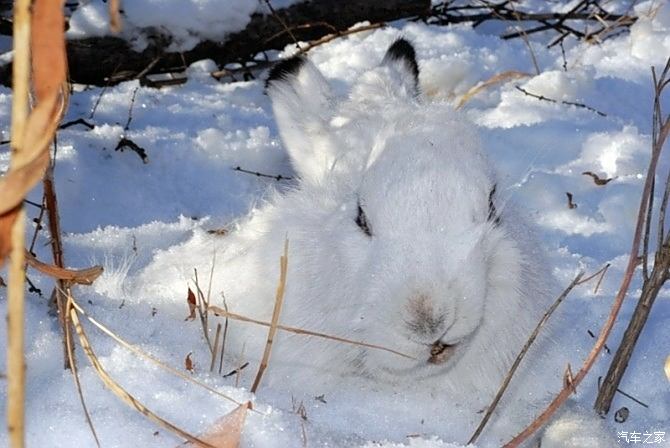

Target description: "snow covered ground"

left=1, top=1, right=670, bottom=447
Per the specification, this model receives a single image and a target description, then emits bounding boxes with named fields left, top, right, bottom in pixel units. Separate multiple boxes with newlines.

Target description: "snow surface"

left=1, top=1, right=670, bottom=447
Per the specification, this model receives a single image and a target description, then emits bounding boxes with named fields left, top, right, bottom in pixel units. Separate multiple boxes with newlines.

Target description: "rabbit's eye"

left=355, top=201, right=373, bottom=237
left=488, top=185, right=501, bottom=225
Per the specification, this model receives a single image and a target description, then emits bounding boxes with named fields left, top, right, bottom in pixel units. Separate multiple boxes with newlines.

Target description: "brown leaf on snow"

left=183, top=403, right=250, bottom=448
left=185, top=352, right=194, bottom=373
left=185, top=288, right=197, bottom=321
left=566, top=192, right=577, bottom=209
left=582, top=171, right=614, bottom=186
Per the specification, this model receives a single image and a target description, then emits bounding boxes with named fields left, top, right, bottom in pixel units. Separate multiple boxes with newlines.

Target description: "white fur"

left=140, top=43, right=610, bottom=446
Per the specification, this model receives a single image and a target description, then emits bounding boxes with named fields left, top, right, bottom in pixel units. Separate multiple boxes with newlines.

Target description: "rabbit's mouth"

left=428, top=340, right=457, bottom=365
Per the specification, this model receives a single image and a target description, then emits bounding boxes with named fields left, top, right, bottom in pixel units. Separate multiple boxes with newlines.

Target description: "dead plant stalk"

left=594, top=57, right=670, bottom=415
left=251, top=239, right=289, bottom=393
left=6, top=0, right=31, bottom=445
left=503, top=57, right=670, bottom=447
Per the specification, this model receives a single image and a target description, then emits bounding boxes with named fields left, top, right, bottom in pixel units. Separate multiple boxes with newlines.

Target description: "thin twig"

left=59, top=118, right=95, bottom=130
left=232, top=166, right=293, bottom=181
left=593, top=56, right=670, bottom=416
left=297, top=23, right=385, bottom=54
left=43, top=160, right=74, bottom=370
left=504, top=59, right=668, bottom=448
left=208, top=307, right=415, bottom=360
left=515, top=85, right=607, bottom=116
left=468, top=271, right=584, bottom=445
left=124, top=85, right=140, bottom=131
left=262, top=0, right=301, bottom=50
left=218, top=294, right=229, bottom=375
left=26, top=195, right=46, bottom=256
left=223, top=362, right=249, bottom=379
left=642, top=177, right=655, bottom=280
left=193, top=268, right=214, bottom=355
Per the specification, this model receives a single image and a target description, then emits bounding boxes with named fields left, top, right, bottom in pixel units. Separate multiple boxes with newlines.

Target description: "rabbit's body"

left=140, top=40, right=611, bottom=446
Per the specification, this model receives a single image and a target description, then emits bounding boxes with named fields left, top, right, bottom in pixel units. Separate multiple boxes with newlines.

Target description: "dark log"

left=0, top=0, right=430, bottom=86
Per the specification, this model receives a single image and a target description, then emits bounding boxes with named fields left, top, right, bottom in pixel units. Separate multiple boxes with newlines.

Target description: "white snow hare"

left=143, top=39, right=612, bottom=447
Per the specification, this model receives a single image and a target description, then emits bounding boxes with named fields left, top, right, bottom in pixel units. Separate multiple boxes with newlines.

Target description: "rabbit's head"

left=265, top=40, right=528, bottom=383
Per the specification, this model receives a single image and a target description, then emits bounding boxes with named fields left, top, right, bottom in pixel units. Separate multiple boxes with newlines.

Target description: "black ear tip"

left=265, top=55, right=307, bottom=90
left=385, top=38, right=419, bottom=79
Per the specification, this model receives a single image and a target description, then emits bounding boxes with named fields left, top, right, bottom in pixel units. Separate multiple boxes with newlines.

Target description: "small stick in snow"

left=223, top=362, right=250, bottom=379
left=250, top=239, right=289, bottom=393
left=515, top=85, right=607, bottom=117
left=232, top=166, right=293, bottom=181
left=597, top=376, right=649, bottom=409
left=124, top=85, right=140, bottom=131
left=114, top=137, right=149, bottom=163
left=59, top=118, right=95, bottom=130
left=210, top=323, right=222, bottom=372
left=218, top=294, right=230, bottom=374
left=587, top=329, right=610, bottom=354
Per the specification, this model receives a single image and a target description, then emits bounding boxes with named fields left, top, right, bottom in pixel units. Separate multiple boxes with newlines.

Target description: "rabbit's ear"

left=381, top=38, right=420, bottom=96
left=266, top=56, right=338, bottom=183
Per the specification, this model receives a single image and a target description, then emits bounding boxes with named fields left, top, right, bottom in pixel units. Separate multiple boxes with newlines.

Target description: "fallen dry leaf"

left=185, top=352, right=194, bottom=373
left=24, top=250, right=103, bottom=285
left=582, top=171, right=614, bottom=186
left=184, top=403, right=250, bottom=448
left=566, top=192, right=577, bottom=209
left=185, top=288, right=197, bottom=321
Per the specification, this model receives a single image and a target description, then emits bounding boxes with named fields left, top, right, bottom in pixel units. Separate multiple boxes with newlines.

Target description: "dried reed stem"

left=6, top=0, right=31, bottom=445
left=207, top=307, right=415, bottom=360
left=210, top=323, right=222, bottom=372
left=251, top=239, right=289, bottom=393
left=69, top=305, right=218, bottom=448
left=64, top=292, right=101, bottom=447
left=10, top=0, right=30, bottom=157
left=7, top=209, right=26, bottom=448
left=503, top=62, right=666, bottom=447
left=68, top=298, right=248, bottom=409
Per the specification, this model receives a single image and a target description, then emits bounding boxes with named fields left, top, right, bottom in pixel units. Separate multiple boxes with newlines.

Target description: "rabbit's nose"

left=403, top=294, right=446, bottom=339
